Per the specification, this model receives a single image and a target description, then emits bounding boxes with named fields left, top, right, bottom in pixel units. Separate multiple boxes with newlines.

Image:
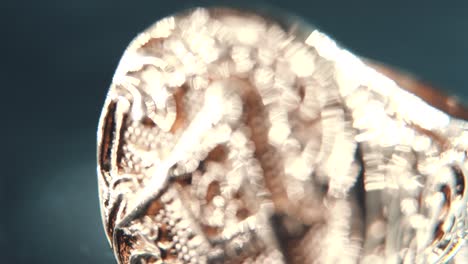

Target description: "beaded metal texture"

left=97, top=7, right=468, bottom=264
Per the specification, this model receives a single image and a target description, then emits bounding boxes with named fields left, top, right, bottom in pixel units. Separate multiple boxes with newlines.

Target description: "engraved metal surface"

left=97, top=7, right=468, bottom=264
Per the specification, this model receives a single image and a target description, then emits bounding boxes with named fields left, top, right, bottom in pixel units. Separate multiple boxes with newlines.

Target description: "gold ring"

left=97, top=7, right=468, bottom=263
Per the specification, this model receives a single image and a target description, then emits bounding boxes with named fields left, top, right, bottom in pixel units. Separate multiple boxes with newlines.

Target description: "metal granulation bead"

left=97, top=7, right=468, bottom=264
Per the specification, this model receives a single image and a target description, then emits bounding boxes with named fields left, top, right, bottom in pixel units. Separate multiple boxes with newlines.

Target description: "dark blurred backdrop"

left=1, top=0, right=467, bottom=263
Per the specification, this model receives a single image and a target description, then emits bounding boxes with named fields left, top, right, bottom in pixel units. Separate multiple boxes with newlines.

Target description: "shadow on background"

left=1, top=0, right=467, bottom=263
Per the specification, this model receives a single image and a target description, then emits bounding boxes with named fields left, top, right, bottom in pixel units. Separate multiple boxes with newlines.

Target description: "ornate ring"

left=97, top=7, right=468, bottom=263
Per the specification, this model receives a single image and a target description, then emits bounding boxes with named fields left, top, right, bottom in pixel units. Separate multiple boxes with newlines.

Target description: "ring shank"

left=368, top=61, right=468, bottom=120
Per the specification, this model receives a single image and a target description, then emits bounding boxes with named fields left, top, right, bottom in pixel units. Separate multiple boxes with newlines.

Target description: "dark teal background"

left=1, top=0, right=467, bottom=263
